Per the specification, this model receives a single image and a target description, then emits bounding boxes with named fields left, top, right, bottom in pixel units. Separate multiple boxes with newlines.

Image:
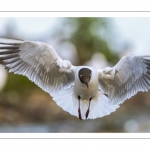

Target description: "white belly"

left=73, top=66, right=99, bottom=100
left=73, top=81, right=98, bottom=100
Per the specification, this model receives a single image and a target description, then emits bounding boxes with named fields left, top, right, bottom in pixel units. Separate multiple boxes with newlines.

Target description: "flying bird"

left=0, top=38, right=150, bottom=120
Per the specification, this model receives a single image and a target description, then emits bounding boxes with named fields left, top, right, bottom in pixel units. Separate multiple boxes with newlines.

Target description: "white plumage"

left=0, top=38, right=150, bottom=120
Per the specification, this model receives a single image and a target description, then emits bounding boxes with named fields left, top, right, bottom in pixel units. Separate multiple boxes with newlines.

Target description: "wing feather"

left=0, top=39, right=75, bottom=96
left=98, top=54, right=150, bottom=105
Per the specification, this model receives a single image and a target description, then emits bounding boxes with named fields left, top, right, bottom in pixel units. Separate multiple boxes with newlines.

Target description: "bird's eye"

left=80, top=75, right=83, bottom=78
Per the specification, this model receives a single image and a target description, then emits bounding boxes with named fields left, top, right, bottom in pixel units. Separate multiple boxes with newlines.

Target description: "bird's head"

left=78, top=68, right=92, bottom=89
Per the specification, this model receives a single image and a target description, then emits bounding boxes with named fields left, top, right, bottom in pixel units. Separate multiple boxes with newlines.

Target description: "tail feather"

left=88, top=94, right=119, bottom=119
left=53, top=87, right=78, bottom=117
left=53, top=87, right=120, bottom=120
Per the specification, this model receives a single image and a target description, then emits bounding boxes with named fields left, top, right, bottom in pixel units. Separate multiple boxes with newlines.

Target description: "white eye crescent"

left=80, top=75, right=83, bottom=78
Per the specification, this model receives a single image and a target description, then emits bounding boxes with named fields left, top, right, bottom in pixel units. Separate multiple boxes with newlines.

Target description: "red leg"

left=78, top=96, right=82, bottom=120
left=85, top=97, right=92, bottom=119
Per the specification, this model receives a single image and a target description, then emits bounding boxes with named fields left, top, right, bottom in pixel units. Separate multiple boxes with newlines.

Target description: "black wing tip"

left=0, top=46, right=19, bottom=49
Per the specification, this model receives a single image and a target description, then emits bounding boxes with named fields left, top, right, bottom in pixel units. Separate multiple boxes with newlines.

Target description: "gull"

left=0, top=38, right=150, bottom=120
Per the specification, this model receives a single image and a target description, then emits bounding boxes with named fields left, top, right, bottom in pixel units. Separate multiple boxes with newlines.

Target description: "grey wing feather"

left=98, top=54, right=150, bottom=105
left=0, top=39, right=75, bottom=96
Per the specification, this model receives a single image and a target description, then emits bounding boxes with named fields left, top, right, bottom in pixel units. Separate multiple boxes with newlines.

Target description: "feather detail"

left=53, top=88, right=119, bottom=120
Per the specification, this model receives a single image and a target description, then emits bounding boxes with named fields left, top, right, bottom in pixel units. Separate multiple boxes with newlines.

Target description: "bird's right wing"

left=0, top=39, right=75, bottom=96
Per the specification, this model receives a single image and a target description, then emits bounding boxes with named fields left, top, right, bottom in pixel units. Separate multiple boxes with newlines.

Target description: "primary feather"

left=98, top=54, right=150, bottom=105
left=0, top=39, right=75, bottom=97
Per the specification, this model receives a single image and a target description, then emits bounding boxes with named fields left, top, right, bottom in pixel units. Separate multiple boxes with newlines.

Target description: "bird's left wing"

left=0, top=39, right=75, bottom=96
left=98, top=54, right=150, bottom=105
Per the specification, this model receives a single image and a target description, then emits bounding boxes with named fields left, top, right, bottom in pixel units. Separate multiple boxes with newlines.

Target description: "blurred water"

left=0, top=124, right=50, bottom=133
left=1, top=114, right=150, bottom=133
left=0, top=120, right=102, bottom=133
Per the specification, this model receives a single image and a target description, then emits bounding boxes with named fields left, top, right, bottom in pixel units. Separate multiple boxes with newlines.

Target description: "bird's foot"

left=85, top=97, right=92, bottom=119
left=78, top=108, right=82, bottom=120
left=78, top=95, right=82, bottom=120
left=85, top=108, right=89, bottom=119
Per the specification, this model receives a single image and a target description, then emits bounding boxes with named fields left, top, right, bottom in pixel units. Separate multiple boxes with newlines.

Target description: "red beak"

left=85, top=82, right=89, bottom=89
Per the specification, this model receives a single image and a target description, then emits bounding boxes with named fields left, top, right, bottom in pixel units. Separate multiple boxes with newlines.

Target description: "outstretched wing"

left=98, top=54, right=150, bottom=105
left=0, top=39, right=75, bottom=96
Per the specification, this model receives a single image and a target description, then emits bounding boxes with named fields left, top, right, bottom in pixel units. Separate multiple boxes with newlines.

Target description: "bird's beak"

left=85, top=82, right=89, bottom=89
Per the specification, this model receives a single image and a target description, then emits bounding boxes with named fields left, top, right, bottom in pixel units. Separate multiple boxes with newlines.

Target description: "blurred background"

left=0, top=17, right=150, bottom=133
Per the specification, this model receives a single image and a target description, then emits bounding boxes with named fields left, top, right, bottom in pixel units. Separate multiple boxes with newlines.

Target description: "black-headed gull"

left=0, top=38, right=150, bottom=120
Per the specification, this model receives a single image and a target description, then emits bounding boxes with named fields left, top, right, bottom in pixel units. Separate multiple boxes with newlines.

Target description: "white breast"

left=73, top=66, right=99, bottom=100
